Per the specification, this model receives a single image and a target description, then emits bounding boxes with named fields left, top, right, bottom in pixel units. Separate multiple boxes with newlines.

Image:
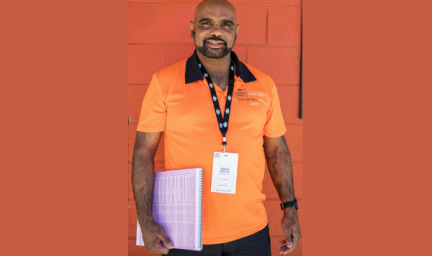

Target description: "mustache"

left=203, top=36, right=227, bottom=44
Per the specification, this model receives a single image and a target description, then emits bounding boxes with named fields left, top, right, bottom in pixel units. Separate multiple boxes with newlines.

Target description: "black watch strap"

left=280, top=199, right=298, bottom=210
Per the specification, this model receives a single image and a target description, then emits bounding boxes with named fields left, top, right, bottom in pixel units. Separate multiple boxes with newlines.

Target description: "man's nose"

left=210, top=24, right=223, bottom=38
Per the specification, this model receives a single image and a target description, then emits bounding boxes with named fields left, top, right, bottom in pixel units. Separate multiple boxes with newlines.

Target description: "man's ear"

left=236, top=24, right=240, bottom=34
left=190, top=21, right=195, bottom=38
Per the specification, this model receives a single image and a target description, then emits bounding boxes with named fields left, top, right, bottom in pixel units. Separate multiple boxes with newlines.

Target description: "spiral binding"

left=197, top=169, right=203, bottom=250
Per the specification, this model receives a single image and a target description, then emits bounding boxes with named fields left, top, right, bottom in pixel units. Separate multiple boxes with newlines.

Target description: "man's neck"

left=196, top=51, right=231, bottom=73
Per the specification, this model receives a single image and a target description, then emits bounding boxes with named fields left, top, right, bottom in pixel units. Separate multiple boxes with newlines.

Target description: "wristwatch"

left=280, top=199, right=298, bottom=210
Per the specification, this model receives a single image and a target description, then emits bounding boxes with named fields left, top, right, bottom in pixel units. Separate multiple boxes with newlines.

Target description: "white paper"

left=211, top=152, right=239, bottom=194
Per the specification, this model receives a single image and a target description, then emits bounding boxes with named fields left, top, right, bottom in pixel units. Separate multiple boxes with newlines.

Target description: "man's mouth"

left=206, top=40, right=225, bottom=48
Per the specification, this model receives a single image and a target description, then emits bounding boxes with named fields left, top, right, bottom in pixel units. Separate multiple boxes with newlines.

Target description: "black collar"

left=185, top=50, right=257, bottom=84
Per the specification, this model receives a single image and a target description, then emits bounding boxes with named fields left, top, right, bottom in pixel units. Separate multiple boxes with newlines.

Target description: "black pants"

left=163, top=225, right=271, bottom=256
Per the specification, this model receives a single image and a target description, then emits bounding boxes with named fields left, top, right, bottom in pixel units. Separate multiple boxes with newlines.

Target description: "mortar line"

left=265, top=7, right=268, bottom=45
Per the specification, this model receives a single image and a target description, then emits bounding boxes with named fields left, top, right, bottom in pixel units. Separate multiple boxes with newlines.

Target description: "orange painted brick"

left=262, top=162, right=303, bottom=200
left=247, top=46, right=300, bottom=85
left=129, top=236, right=155, bottom=256
left=284, top=125, right=302, bottom=162
left=292, top=162, right=303, bottom=199
left=168, top=0, right=201, bottom=2
left=129, top=124, right=137, bottom=162
left=277, top=85, right=302, bottom=124
left=128, top=44, right=166, bottom=84
left=235, top=6, right=266, bottom=44
left=129, top=3, right=196, bottom=43
left=229, top=0, right=248, bottom=3
left=265, top=200, right=303, bottom=237
left=268, top=7, right=301, bottom=46
left=232, top=45, right=246, bottom=63
left=270, top=237, right=302, bottom=256
left=249, top=0, right=302, bottom=5
left=154, top=139, right=165, bottom=163
left=129, top=200, right=138, bottom=238
left=298, top=200, right=303, bottom=219
left=129, top=85, right=148, bottom=124
left=129, top=163, right=133, bottom=201
left=167, top=45, right=196, bottom=66
left=155, top=161, right=165, bottom=172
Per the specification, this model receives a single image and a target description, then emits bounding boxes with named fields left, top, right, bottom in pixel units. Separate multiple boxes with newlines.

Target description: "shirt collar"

left=185, top=50, right=257, bottom=84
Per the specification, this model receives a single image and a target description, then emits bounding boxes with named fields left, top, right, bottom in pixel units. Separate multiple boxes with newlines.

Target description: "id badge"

left=211, top=152, right=239, bottom=194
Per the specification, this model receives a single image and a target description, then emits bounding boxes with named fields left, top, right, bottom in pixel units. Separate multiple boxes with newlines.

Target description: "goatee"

left=195, top=35, right=236, bottom=59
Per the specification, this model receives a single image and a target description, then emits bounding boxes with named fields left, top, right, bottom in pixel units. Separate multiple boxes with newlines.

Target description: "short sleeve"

left=263, top=84, right=286, bottom=137
left=137, top=74, right=166, bottom=132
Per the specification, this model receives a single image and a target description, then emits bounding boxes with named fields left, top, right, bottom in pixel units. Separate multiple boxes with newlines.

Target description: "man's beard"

left=195, top=35, right=236, bottom=59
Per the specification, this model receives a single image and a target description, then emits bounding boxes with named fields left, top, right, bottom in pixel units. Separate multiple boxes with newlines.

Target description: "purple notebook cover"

left=136, top=167, right=203, bottom=251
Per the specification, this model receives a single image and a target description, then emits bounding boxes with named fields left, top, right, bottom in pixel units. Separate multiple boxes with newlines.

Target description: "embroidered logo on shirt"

left=235, top=89, right=247, bottom=98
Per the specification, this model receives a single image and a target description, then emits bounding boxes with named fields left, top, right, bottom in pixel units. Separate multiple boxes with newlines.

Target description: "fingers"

left=152, top=228, right=173, bottom=254
left=152, top=241, right=170, bottom=255
left=279, top=237, right=289, bottom=254
left=279, top=237, right=291, bottom=254
left=280, top=244, right=290, bottom=255
left=147, top=238, right=173, bottom=254
left=280, top=211, right=302, bottom=254
left=279, top=231, right=301, bottom=254
left=158, top=233, right=174, bottom=249
left=144, top=223, right=174, bottom=254
left=285, top=234, right=293, bottom=249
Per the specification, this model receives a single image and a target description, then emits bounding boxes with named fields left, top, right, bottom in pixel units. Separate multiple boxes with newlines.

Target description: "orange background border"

left=2, top=0, right=432, bottom=256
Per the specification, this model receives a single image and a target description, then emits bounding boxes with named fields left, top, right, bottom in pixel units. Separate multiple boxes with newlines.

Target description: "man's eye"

left=222, top=24, right=231, bottom=27
left=202, top=22, right=210, bottom=25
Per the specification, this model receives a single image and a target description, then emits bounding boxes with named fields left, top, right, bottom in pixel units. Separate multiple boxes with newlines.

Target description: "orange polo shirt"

left=137, top=50, right=286, bottom=244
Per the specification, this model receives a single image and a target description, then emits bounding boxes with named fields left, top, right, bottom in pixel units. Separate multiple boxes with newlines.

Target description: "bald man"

left=132, top=0, right=301, bottom=255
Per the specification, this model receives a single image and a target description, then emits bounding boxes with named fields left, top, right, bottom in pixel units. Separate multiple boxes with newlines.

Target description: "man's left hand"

left=279, top=207, right=301, bottom=254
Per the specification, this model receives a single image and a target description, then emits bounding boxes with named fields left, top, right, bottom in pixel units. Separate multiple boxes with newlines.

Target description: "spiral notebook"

left=136, top=167, right=203, bottom=251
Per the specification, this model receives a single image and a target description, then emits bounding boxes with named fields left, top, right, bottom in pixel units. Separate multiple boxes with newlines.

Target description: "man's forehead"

left=194, top=0, right=237, bottom=23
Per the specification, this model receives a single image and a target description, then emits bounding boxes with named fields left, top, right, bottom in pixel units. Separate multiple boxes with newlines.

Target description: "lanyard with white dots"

left=196, top=56, right=235, bottom=153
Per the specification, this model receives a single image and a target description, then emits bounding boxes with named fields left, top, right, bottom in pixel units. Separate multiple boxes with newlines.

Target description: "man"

left=132, top=0, right=301, bottom=255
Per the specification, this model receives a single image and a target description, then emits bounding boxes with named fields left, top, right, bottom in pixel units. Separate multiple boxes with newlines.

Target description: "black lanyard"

left=196, top=55, right=235, bottom=152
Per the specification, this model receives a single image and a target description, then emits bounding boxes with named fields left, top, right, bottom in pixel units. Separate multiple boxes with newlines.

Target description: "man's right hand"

left=142, top=220, right=174, bottom=254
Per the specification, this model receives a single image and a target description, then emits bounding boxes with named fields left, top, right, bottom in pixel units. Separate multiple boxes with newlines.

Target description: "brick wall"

left=128, top=1, right=302, bottom=255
